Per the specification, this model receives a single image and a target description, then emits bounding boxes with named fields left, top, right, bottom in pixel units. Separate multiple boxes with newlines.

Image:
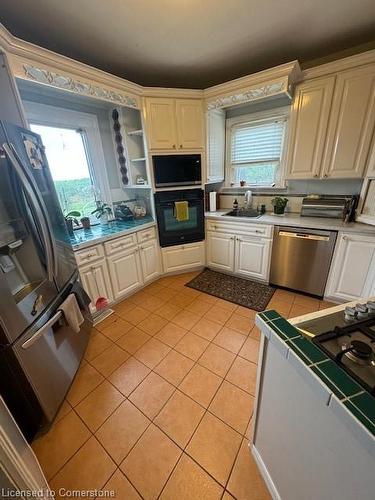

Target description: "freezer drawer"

left=270, top=226, right=337, bottom=296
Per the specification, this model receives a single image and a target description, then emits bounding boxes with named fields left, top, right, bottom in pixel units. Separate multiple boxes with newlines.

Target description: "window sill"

left=221, top=185, right=287, bottom=193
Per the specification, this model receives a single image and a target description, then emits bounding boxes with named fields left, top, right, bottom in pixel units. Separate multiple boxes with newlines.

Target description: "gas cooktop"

left=298, top=301, right=375, bottom=395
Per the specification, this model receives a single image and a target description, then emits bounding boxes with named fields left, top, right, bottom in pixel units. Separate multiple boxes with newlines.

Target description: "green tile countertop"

left=256, top=310, right=375, bottom=437
left=69, top=216, right=156, bottom=250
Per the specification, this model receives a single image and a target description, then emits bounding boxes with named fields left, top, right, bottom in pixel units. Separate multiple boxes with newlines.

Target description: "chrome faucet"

left=244, top=190, right=253, bottom=208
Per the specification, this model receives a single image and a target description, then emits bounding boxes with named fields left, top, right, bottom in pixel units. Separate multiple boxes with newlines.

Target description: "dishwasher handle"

left=278, top=231, right=330, bottom=242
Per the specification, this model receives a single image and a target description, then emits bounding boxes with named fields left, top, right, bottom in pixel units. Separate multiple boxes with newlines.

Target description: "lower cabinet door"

left=139, top=239, right=161, bottom=284
left=325, top=233, right=375, bottom=301
left=206, top=231, right=235, bottom=272
left=162, top=242, right=205, bottom=273
left=79, top=259, right=113, bottom=313
left=107, top=247, right=143, bottom=300
left=234, top=236, right=271, bottom=281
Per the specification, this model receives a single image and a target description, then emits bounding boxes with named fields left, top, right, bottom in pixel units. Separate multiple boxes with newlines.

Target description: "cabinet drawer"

left=75, top=244, right=104, bottom=266
left=137, top=226, right=157, bottom=244
left=104, top=233, right=137, bottom=255
left=206, top=219, right=272, bottom=238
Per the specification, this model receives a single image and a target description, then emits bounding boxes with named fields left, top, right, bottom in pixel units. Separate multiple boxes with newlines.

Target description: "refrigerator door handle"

left=21, top=310, right=63, bottom=349
left=2, top=143, right=55, bottom=282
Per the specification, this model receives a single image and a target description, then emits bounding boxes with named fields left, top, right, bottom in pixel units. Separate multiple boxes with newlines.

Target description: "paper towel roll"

left=209, top=192, right=217, bottom=212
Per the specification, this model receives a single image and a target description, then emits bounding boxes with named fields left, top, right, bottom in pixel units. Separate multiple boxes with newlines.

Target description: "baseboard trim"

left=251, top=444, right=281, bottom=500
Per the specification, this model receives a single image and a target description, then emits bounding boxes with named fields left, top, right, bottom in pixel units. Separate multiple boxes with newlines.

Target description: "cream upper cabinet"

left=206, top=108, right=225, bottom=182
left=321, top=64, right=375, bottom=179
left=286, top=76, right=335, bottom=179
left=175, top=99, right=204, bottom=149
left=145, top=97, right=203, bottom=151
left=145, top=98, right=177, bottom=150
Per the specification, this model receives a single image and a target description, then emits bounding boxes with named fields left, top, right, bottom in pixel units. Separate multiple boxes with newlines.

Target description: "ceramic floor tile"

left=116, top=327, right=151, bottom=354
left=179, top=364, right=222, bottom=408
left=108, top=357, right=150, bottom=396
left=236, top=306, right=257, bottom=320
left=238, top=336, right=261, bottom=364
left=160, top=453, right=223, bottom=500
left=137, top=314, right=169, bottom=335
left=154, top=390, right=205, bottom=448
left=185, top=299, right=213, bottom=316
left=154, top=350, right=194, bottom=386
left=172, top=309, right=201, bottom=330
left=101, top=469, right=142, bottom=500
left=126, top=306, right=151, bottom=325
left=213, top=327, right=247, bottom=354
left=267, top=299, right=292, bottom=317
left=227, top=439, right=271, bottom=499
left=250, top=325, right=261, bottom=341
left=175, top=332, right=209, bottom=361
left=274, top=288, right=296, bottom=302
left=226, top=357, right=258, bottom=395
left=215, top=298, right=238, bottom=312
left=32, top=410, right=90, bottom=480
left=203, top=306, right=233, bottom=326
left=99, top=316, right=134, bottom=341
left=293, top=294, right=320, bottom=308
left=191, top=317, right=222, bottom=341
left=156, top=303, right=182, bottom=321
left=75, top=380, right=124, bottom=432
left=225, top=314, right=254, bottom=335
left=200, top=294, right=219, bottom=305
left=133, top=338, right=171, bottom=368
left=186, top=412, right=242, bottom=487
left=90, top=343, right=130, bottom=377
left=156, top=287, right=179, bottom=301
left=209, top=381, right=254, bottom=434
left=319, top=300, right=336, bottom=310
left=142, top=295, right=167, bottom=311
left=198, top=344, right=235, bottom=377
left=67, top=361, right=104, bottom=407
left=222, top=491, right=236, bottom=499
left=129, top=372, right=174, bottom=419
left=94, top=312, right=118, bottom=333
left=155, top=322, right=188, bottom=347
left=172, top=294, right=196, bottom=309
left=289, top=303, right=319, bottom=318
left=128, top=289, right=152, bottom=306
left=120, top=424, right=182, bottom=500
left=96, top=400, right=150, bottom=464
left=84, top=331, right=113, bottom=361
left=49, top=437, right=116, bottom=498
left=114, top=299, right=137, bottom=318
left=54, top=400, right=72, bottom=424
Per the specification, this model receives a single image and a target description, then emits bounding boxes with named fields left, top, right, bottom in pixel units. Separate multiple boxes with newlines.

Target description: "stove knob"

left=344, top=306, right=357, bottom=322
left=355, top=303, right=369, bottom=319
left=366, top=301, right=375, bottom=315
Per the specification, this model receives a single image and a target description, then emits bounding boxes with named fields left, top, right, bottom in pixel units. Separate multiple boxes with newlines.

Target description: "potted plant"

left=91, top=201, right=113, bottom=225
left=64, top=210, right=81, bottom=236
left=271, top=196, right=288, bottom=215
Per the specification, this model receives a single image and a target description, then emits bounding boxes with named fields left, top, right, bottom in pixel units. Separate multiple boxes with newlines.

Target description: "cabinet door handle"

left=172, top=144, right=176, bottom=149
left=323, top=173, right=328, bottom=178
left=314, top=174, right=319, bottom=178
left=179, top=144, right=183, bottom=149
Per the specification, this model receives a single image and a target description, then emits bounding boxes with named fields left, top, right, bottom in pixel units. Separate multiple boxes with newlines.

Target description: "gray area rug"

left=186, top=268, right=275, bottom=311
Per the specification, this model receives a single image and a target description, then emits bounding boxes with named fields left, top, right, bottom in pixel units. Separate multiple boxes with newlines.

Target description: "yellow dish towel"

left=174, top=201, right=189, bottom=222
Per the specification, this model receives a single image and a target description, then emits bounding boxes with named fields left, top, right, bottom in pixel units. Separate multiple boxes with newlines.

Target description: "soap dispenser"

left=233, top=198, right=239, bottom=211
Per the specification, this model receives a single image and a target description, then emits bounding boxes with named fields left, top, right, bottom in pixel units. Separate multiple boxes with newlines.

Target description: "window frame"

left=23, top=101, right=112, bottom=211
left=225, top=106, right=290, bottom=189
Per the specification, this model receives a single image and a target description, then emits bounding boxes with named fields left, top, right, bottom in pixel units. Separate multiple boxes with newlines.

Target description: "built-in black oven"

left=154, top=189, right=205, bottom=247
left=153, top=154, right=201, bottom=188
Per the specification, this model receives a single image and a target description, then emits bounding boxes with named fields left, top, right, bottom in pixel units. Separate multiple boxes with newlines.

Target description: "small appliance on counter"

left=114, top=203, right=134, bottom=221
left=300, top=195, right=359, bottom=221
left=297, top=301, right=375, bottom=395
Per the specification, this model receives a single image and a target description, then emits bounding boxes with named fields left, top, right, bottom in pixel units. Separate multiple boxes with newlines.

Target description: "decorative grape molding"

left=23, top=64, right=138, bottom=108
left=206, top=81, right=290, bottom=110
left=111, top=108, right=129, bottom=186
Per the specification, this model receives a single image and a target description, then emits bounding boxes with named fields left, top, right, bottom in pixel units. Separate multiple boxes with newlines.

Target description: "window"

left=227, top=108, right=289, bottom=187
left=30, top=124, right=97, bottom=217
left=24, top=101, right=111, bottom=221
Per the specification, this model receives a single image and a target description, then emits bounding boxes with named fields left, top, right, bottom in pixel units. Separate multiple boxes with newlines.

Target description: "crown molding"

left=302, top=48, right=375, bottom=80
left=141, top=86, right=203, bottom=99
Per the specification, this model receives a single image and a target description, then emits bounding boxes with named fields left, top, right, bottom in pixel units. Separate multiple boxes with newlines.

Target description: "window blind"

left=231, top=118, right=286, bottom=165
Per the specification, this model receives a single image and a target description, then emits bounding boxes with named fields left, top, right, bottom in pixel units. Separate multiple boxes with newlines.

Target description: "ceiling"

left=1, top=0, right=375, bottom=89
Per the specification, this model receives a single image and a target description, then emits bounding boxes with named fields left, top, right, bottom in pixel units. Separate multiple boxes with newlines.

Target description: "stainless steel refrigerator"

left=0, top=120, right=91, bottom=441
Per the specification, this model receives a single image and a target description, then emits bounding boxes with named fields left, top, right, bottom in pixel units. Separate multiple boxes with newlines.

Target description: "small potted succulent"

left=91, top=201, right=113, bottom=225
left=64, top=210, right=81, bottom=236
left=271, top=196, right=288, bottom=215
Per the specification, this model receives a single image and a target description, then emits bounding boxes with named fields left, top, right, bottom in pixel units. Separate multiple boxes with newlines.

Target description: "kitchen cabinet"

left=161, top=241, right=205, bottom=273
left=206, top=220, right=273, bottom=282
left=206, top=108, right=225, bottom=182
left=139, top=239, right=161, bottom=283
left=145, top=97, right=204, bottom=151
left=206, top=232, right=235, bottom=272
left=286, top=76, right=335, bottom=180
left=325, top=232, right=375, bottom=302
left=107, top=247, right=143, bottom=300
left=321, top=64, right=375, bottom=179
left=79, top=259, right=113, bottom=314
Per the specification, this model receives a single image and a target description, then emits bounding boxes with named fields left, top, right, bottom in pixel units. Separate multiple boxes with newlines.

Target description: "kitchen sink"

left=225, top=208, right=263, bottom=218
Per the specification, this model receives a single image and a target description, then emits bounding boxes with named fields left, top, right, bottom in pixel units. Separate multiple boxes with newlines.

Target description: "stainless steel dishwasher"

left=270, top=226, right=337, bottom=296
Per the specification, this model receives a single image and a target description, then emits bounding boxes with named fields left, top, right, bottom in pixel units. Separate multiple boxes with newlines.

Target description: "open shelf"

left=127, top=129, right=143, bottom=137
left=131, top=157, right=146, bottom=162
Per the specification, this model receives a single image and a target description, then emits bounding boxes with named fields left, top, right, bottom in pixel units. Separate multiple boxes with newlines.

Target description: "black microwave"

left=153, top=154, right=201, bottom=188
